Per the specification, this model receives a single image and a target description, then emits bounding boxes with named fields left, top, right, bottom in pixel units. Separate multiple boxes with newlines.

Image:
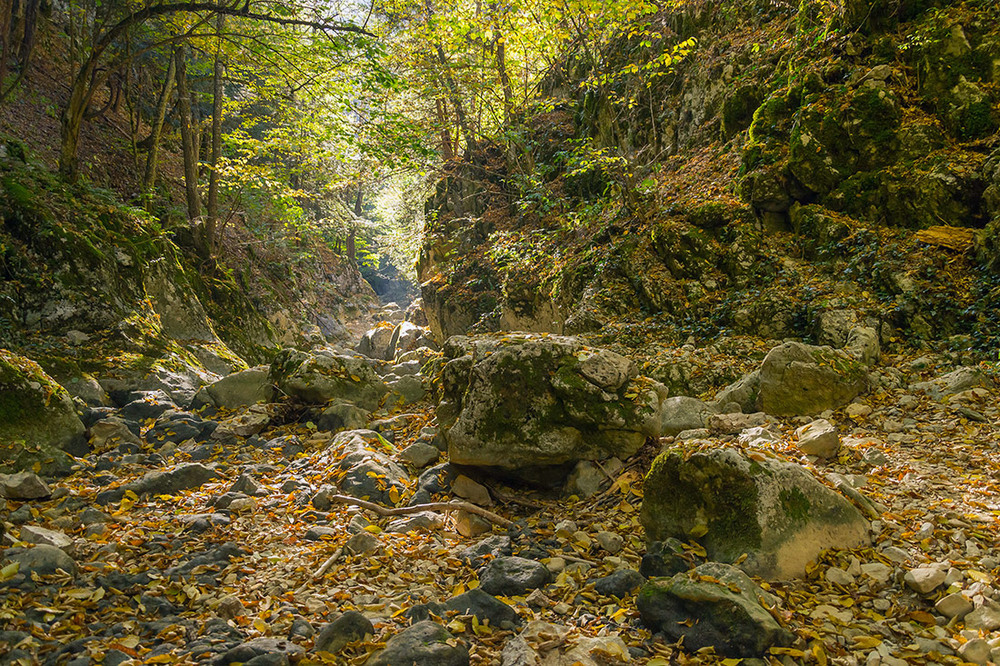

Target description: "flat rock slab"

left=0, top=472, right=51, bottom=499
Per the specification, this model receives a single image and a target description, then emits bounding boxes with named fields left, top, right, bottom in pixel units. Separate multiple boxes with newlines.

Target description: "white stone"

left=935, top=592, right=974, bottom=619
left=965, top=600, right=1000, bottom=631
left=826, top=567, right=855, bottom=587
left=861, top=562, right=892, bottom=584
left=958, top=638, right=991, bottom=665
left=904, top=567, right=947, bottom=594
left=19, top=526, right=73, bottom=550
left=796, top=419, right=840, bottom=458
left=596, top=530, right=624, bottom=554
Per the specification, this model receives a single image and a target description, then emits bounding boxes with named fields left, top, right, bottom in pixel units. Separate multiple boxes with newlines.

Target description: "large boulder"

left=323, top=430, right=409, bottom=506
left=0, top=350, right=86, bottom=475
left=659, top=397, right=715, bottom=436
left=438, top=334, right=666, bottom=473
left=756, top=341, right=868, bottom=416
left=270, top=348, right=387, bottom=410
left=638, top=562, right=794, bottom=657
left=641, top=447, right=869, bottom=579
left=367, top=620, right=468, bottom=666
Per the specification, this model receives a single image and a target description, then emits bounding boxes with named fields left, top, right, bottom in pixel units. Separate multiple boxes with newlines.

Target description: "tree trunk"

left=206, top=15, right=224, bottom=253
left=174, top=44, right=202, bottom=224
left=143, top=52, right=176, bottom=205
left=0, top=0, right=13, bottom=104
left=491, top=5, right=513, bottom=125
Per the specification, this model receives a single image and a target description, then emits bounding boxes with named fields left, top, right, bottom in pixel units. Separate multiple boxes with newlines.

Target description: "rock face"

left=756, top=341, right=868, bottom=416
left=638, top=562, right=794, bottom=656
left=641, top=448, right=869, bottom=579
left=0, top=350, right=86, bottom=475
left=438, top=334, right=666, bottom=472
left=269, top=348, right=387, bottom=410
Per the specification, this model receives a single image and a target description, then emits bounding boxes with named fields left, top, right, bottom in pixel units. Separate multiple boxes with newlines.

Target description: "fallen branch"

left=329, top=494, right=513, bottom=528
left=294, top=546, right=344, bottom=594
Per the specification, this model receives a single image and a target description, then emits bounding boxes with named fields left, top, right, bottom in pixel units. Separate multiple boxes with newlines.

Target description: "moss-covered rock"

left=269, top=348, right=387, bottom=410
left=638, top=562, right=794, bottom=656
left=640, top=447, right=869, bottom=579
left=757, top=340, right=869, bottom=415
left=439, top=334, right=666, bottom=476
left=0, top=349, right=86, bottom=475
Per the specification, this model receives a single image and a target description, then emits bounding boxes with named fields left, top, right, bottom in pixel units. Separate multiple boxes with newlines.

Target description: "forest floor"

left=2, top=348, right=1000, bottom=666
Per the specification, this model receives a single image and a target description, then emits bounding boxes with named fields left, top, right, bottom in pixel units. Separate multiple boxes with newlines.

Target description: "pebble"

left=596, top=530, right=624, bottom=554
left=451, top=475, right=492, bottom=506
left=860, top=563, right=892, bottom=584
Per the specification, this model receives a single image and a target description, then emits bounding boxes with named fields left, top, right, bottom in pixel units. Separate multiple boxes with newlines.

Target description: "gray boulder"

left=0, top=350, right=86, bottom=475
left=367, top=620, right=469, bottom=666
left=386, top=375, right=427, bottom=406
left=0, top=472, right=52, bottom=499
left=439, top=334, right=666, bottom=472
left=479, top=556, right=551, bottom=596
left=317, top=401, right=370, bottom=432
left=200, top=367, right=273, bottom=409
left=357, top=324, right=396, bottom=361
left=97, top=463, right=217, bottom=504
left=659, top=396, right=715, bottom=436
left=390, top=321, right=435, bottom=360
left=314, top=611, right=373, bottom=654
left=90, top=417, right=143, bottom=451
left=270, top=349, right=387, bottom=410
left=326, top=430, right=409, bottom=506
left=796, top=419, right=840, bottom=458
left=3, top=544, right=77, bottom=576
left=641, top=447, right=869, bottom=579
left=638, top=562, right=794, bottom=656
left=714, top=371, right=761, bottom=414
left=757, top=341, right=868, bottom=416
left=910, top=367, right=988, bottom=400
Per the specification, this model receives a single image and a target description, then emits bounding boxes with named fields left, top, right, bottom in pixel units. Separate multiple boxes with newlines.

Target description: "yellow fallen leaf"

left=688, top=524, right=708, bottom=538
left=145, top=655, right=175, bottom=664
left=0, top=562, right=19, bottom=582
left=812, top=642, right=828, bottom=666
left=721, top=659, right=743, bottom=666
left=769, top=648, right=805, bottom=657
left=253, top=618, right=269, bottom=633
left=853, top=636, right=882, bottom=649
left=118, top=635, right=140, bottom=649
left=447, top=619, right=466, bottom=633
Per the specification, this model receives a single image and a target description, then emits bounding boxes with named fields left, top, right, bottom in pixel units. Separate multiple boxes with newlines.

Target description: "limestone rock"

left=439, top=334, right=666, bottom=474
left=366, top=620, right=469, bottom=666
left=19, top=525, right=73, bottom=550
left=357, top=324, right=396, bottom=361
left=202, top=367, right=273, bottom=409
left=910, top=367, right=988, bottom=400
left=3, top=544, right=77, bottom=576
left=795, top=419, right=840, bottom=458
left=638, top=562, right=794, bottom=656
left=270, top=348, right=387, bottom=409
left=325, top=430, right=409, bottom=506
left=479, top=556, right=551, bottom=596
left=659, top=396, right=714, bottom=436
left=317, top=401, right=370, bottom=433
left=757, top=341, right=868, bottom=416
left=0, top=350, right=86, bottom=475
left=0, top=472, right=52, bottom=499
left=641, top=447, right=869, bottom=579
left=904, top=566, right=947, bottom=595
left=398, top=442, right=439, bottom=468
left=89, top=417, right=143, bottom=452
left=314, top=611, right=373, bottom=654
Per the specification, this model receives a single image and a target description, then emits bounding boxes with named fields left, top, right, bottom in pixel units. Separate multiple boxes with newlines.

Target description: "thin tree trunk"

left=492, top=6, right=513, bottom=125
left=143, top=52, right=175, bottom=205
left=0, top=0, right=13, bottom=103
left=206, top=14, right=224, bottom=252
left=435, top=98, right=453, bottom=160
left=174, top=44, right=202, bottom=223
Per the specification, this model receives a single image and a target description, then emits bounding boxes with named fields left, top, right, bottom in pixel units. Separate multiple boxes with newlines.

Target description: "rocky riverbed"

left=1, top=314, right=999, bottom=666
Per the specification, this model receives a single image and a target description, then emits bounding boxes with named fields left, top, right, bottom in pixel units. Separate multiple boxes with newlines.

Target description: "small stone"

left=958, top=638, right=991, bottom=665
left=305, top=526, right=338, bottom=541
left=596, top=531, right=624, bottom=554
left=935, top=592, right=974, bottom=619
left=344, top=531, right=379, bottom=555
left=905, top=567, right=947, bottom=594
left=571, top=530, right=592, bottom=548
left=845, top=403, right=873, bottom=419
left=881, top=546, right=909, bottom=563
left=4, top=544, right=77, bottom=576
left=479, top=556, right=550, bottom=596
left=795, top=419, right=840, bottom=458
left=826, top=567, right=855, bottom=587
left=218, top=595, right=246, bottom=619
left=545, top=557, right=566, bottom=574
left=552, top=602, right=572, bottom=615
left=455, top=510, right=491, bottom=537
left=227, top=497, right=256, bottom=513
left=0, top=472, right=51, bottom=500
left=451, top=475, right=491, bottom=506
left=945, top=568, right=964, bottom=586
left=554, top=520, right=577, bottom=539
left=860, top=562, right=892, bottom=584
left=524, top=589, right=552, bottom=608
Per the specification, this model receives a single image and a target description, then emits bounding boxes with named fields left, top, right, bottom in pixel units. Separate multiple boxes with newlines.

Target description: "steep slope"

left=418, top=0, right=1000, bottom=376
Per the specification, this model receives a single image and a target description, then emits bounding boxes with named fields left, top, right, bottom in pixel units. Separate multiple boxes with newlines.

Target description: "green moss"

left=779, top=487, right=812, bottom=522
